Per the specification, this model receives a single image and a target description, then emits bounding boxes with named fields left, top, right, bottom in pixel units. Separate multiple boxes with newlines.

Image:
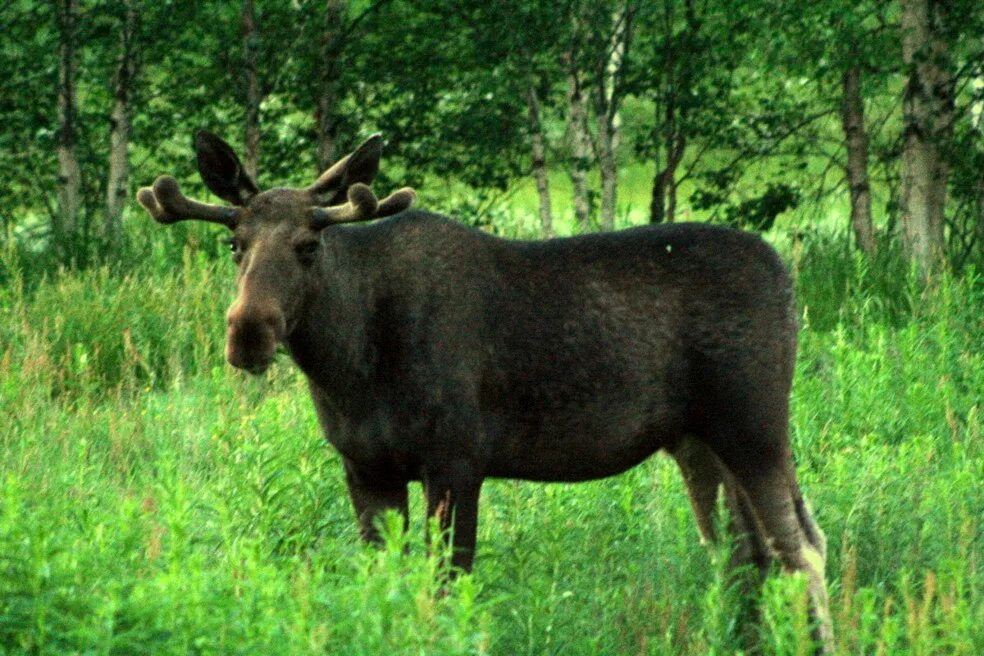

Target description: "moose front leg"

left=342, top=458, right=409, bottom=544
left=423, top=460, right=483, bottom=574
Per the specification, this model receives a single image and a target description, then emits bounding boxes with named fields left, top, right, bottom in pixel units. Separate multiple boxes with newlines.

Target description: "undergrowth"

left=1, top=230, right=981, bottom=654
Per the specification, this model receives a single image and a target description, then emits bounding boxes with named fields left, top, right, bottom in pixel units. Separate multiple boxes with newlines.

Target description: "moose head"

left=136, top=132, right=415, bottom=374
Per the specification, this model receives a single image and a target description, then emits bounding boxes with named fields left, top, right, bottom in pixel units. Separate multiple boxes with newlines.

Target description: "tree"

left=316, top=0, right=347, bottom=170
left=642, top=0, right=700, bottom=224
left=563, top=29, right=594, bottom=231
left=526, top=83, right=554, bottom=236
left=841, top=56, right=876, bottom=255
left=457, top=0, right=568, bottom=235
left=56, top=0, right=82, bottom=254
left=556, top=0, right=640, bottom=231
left=242, top=0, right=261, bottom=179
left=352, top=1, right=530, bottom=209
left=946, top=62, right=984, bottom=267
left=104, top=0, right=139, bottom=251
left=731, top=1, right=899, bottom=249
left=587, top=1, right=638, bottom=231
left=633, top=0, right=754, bottom=225
left=0, top=2, right=58, bottom=236
left=900, top=0, right=954, bottom=272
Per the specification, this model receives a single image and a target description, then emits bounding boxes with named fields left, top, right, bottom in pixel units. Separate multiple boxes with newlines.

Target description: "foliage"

left=2, top=0, right=982, bottom=266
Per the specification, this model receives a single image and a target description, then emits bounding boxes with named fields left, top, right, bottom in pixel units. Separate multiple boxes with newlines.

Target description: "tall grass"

left=0, top=245, right=229, bottom=403
left=0, top=227, right=981, bottom=654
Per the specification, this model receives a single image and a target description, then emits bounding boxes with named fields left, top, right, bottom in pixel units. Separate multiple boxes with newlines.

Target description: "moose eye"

left=296, top=240, right=320, bottom=261
left=225, top=237, right=245, bottom=263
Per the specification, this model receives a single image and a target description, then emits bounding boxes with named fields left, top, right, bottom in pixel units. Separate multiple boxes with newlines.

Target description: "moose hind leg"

left=670, top=435, right=771, bottom=577
left=734, top=463, right=834, bottom=654
left=794, top=489, right=827, bottom=561
left=670, top=435, right=773, bottom=653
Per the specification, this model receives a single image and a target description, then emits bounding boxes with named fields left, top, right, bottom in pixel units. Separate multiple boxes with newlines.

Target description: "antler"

left=375, top=187, right=416, bottom=218
left=136, top=175, right=238, bottom=227
left=310, top=183, right=378, bottom=228
left=309, top=184, right=416, bottom=228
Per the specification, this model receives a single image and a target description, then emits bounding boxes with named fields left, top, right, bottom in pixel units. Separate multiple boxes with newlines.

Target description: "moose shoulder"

left=137, top=132, right=834, bottom=653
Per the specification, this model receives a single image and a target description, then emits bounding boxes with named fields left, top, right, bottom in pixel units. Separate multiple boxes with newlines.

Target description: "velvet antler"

left=374, top=187, right=416, bottom=218
left=309, top=184, right=416, bottom=229
left=136, top=176, right=238, bottom=228
left=309, top=183, right=379, bottom=228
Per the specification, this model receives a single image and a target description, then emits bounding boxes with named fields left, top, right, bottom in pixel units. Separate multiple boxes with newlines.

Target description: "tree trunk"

left=525, top=84, right=553, bottom=237
left=649, top=0, right=690, bottom=224
left=56, top=0, right=81, bottom=252
left=565, top=66, right=593, bottom=231
left=596, top=116, right=618, bottom=231
left=316, top=0, right=347, bottom=171
left=649, top=141, right=685, bottom=224
left=650, top=151, right=683, bottom=224
left=977, top=80, right=984, bottom=251
left=840, top=61, right=876, bottom=256
left=650, top=163, right=666, bottom=224
left=650, top=98, right=685, bottom=224
left=105, top=0, right=138, bottom=252
left=900, top=0, right=954, bottom=272
left=592, top=5, right=633, bottom=231
left=242, top=0, right=260, bottom=180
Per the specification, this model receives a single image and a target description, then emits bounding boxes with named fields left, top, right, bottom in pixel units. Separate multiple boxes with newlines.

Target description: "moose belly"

left=482, top=404, right=679, bottom=482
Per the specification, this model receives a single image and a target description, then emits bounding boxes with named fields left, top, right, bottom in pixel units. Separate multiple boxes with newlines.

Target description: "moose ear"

left=194, top=131, right=259, bottom=206
left=307, top=134, right=383, bottom=206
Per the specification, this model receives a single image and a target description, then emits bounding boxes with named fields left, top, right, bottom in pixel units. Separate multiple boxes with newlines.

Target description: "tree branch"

left=344, top=0, right=397, bottom=40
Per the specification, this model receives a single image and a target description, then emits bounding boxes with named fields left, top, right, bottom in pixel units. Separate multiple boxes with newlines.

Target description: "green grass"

left=1, top=223, right=982, bottom=654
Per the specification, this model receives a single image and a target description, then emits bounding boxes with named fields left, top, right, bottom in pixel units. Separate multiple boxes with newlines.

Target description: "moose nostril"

left=225, top=302, right=285, bottom=373
left=227, top=303, right=284, bottom=335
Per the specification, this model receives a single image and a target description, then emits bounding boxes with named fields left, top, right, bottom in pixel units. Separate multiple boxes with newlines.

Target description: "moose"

left=137, top=132, right=833, bottom=651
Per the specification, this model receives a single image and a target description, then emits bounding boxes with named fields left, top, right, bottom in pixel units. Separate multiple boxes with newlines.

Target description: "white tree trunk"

left=56, top=0, right=81, bottom=250
left=526, top=85, right=553, bottom=236
left=105, top=0, right=138, bottom=251
left=594, top=4, right=632, bottom=231
left=901, top=0, right=953, bottom=272
left=565, top=67, right=592, bottom=231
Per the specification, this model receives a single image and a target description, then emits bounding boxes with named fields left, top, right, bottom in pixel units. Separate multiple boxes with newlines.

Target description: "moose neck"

left=284, top=229, right=378, bottom=415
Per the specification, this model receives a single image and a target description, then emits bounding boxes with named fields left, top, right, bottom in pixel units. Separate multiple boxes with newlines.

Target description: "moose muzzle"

left=225, top=299, right=286, bottom=375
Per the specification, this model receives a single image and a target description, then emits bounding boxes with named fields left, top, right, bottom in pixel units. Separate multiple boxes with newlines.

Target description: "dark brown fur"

left=138, top=133, right=834, bottom=652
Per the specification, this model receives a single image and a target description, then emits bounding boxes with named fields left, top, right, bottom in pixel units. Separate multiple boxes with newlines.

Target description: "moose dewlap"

left=137, top=131, right=833, bottom=653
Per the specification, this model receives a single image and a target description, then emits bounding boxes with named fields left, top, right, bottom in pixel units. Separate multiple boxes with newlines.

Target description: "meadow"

left=0, top=210, right=982, bottom=655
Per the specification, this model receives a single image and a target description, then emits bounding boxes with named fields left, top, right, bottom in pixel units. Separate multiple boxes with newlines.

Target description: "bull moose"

left=137, top=132, right=833, bottom=651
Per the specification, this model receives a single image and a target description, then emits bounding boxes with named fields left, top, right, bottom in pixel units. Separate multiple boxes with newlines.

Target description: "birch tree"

left=589, top=1, right=637, bottom=231
left=104, top=0, right=139, bottom=251
left=900, top=0, right=954, bottom=272
left=56, top=0, right=81, bottom=253
left=526, top=84, right=554, bottom=236
left=563, top=41, right=594, bottom=231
